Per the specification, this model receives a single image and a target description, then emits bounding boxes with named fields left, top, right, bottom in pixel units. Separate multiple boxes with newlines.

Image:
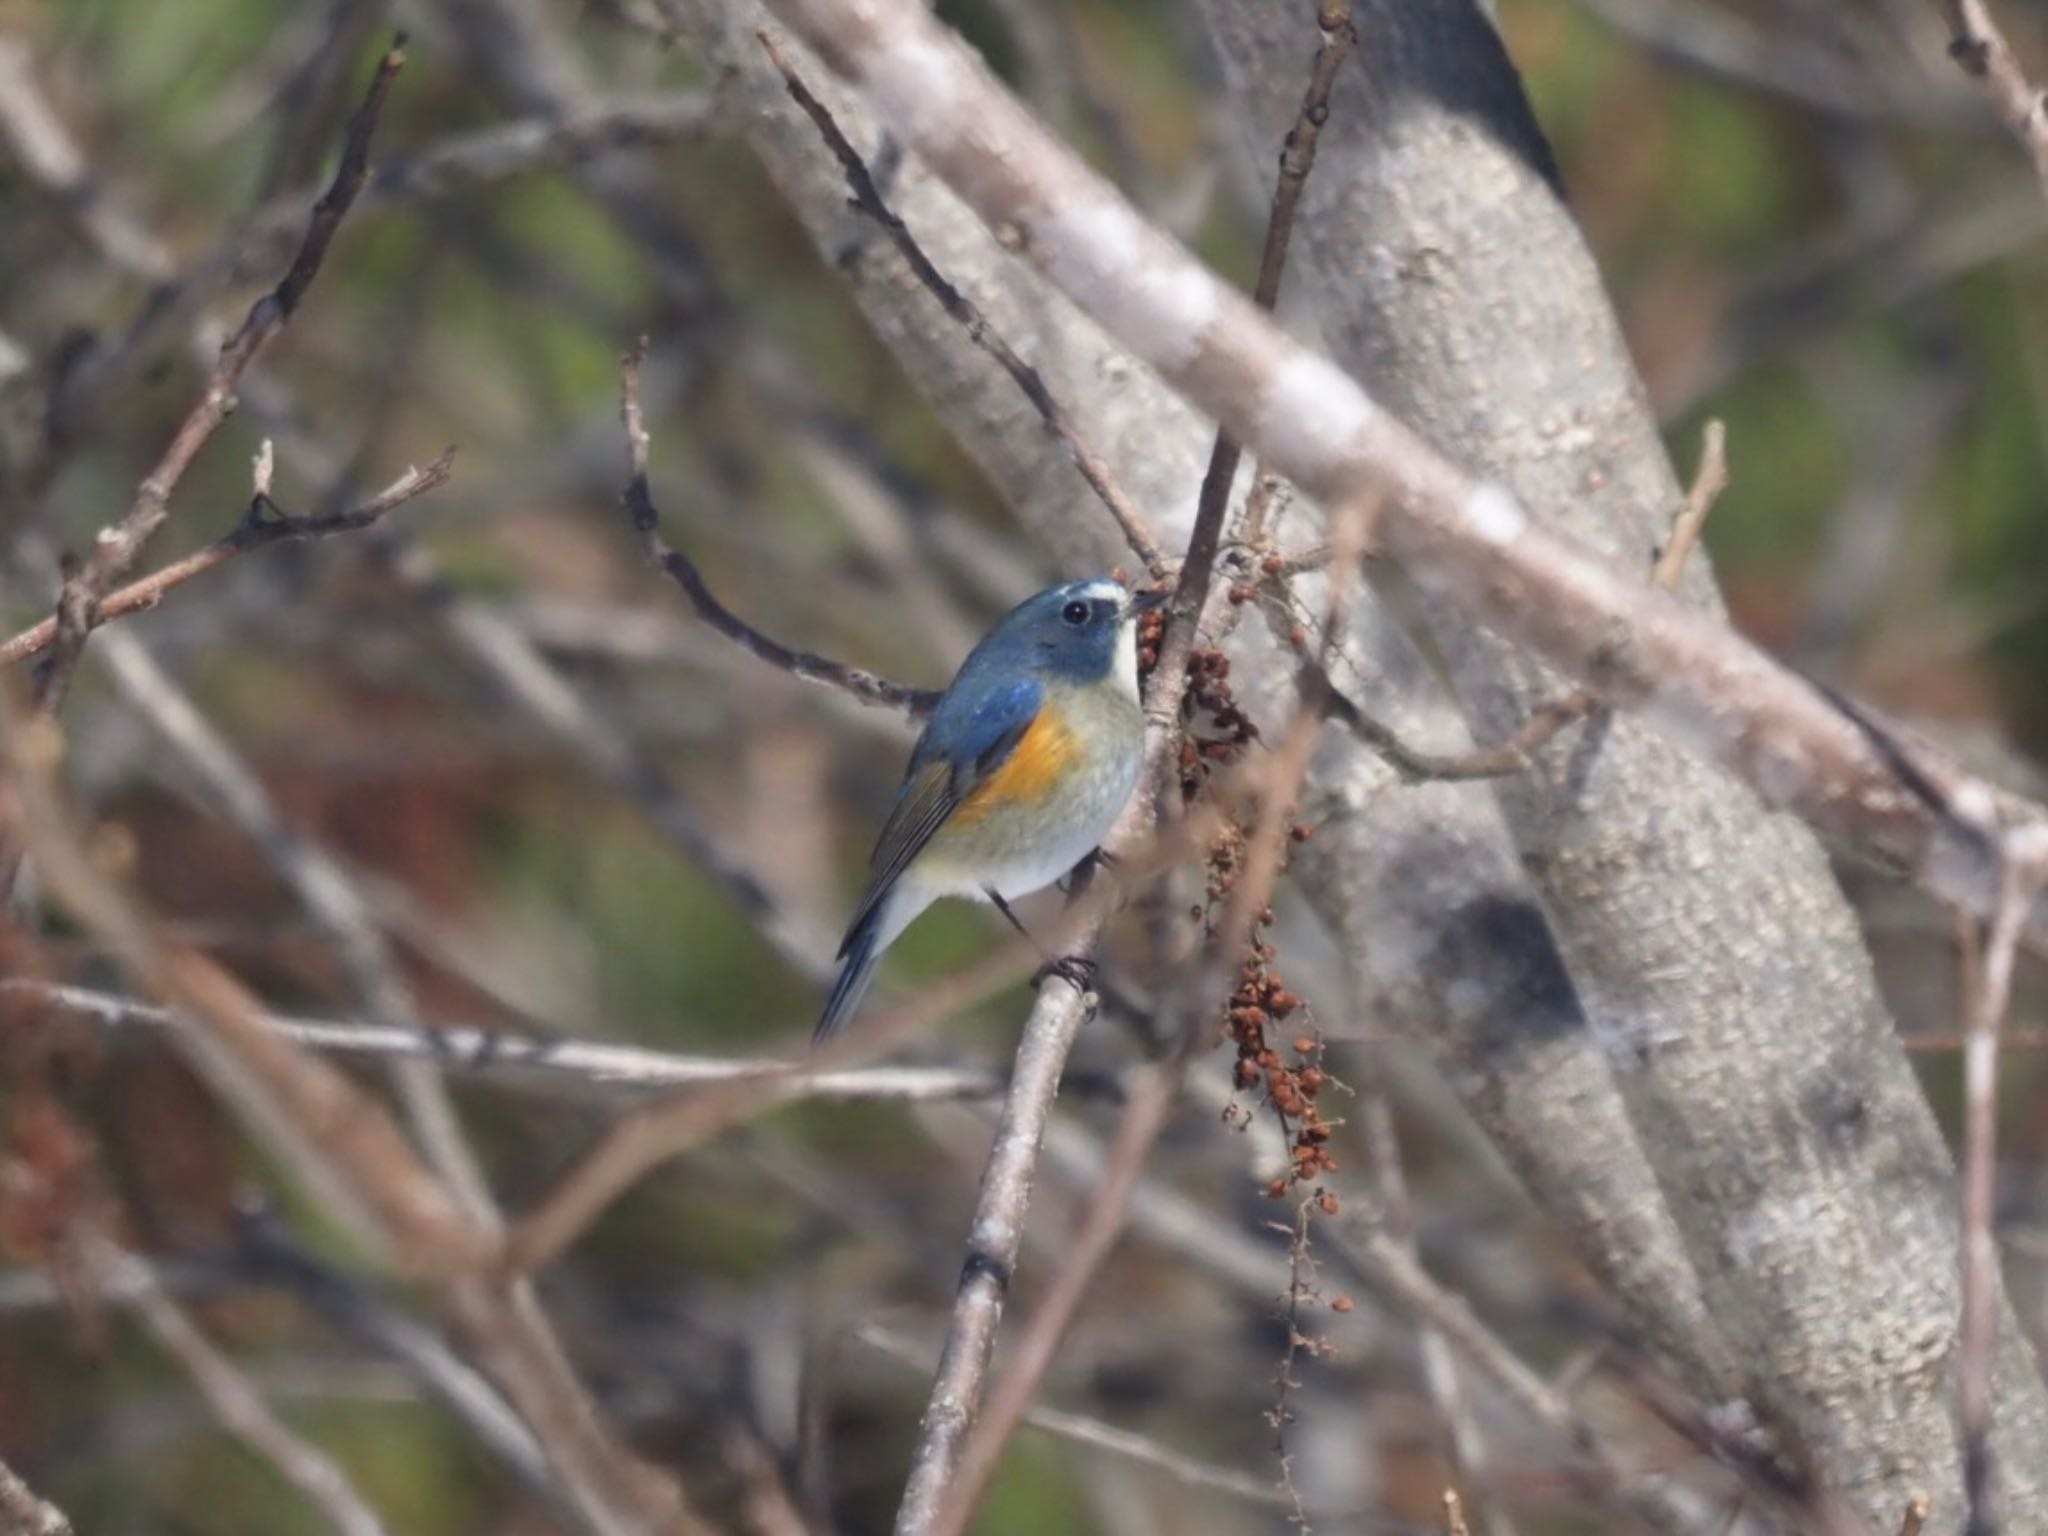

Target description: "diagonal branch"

left=0, top=1454, right=73, bottom=1536
left=30, top=37, right=408, bottom=715
left=1321, top=419, right=1729, bottom=782
left=1936, top=0, right=2048, bottom=199
left=0, top=450, right=455, bottom=670
left=619, top=340, right=938, bottom=716
left=756, top=31, right=1167, bottom=578
left=85, top=1236, right=391, bottom=1536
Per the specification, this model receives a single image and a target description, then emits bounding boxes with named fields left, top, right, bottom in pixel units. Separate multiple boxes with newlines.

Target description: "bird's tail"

left=816, top=901, right=888, bottom=1042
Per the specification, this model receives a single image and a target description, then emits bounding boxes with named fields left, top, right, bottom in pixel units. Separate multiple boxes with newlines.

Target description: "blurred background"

left=4, top=0, right=2048, bottom=1532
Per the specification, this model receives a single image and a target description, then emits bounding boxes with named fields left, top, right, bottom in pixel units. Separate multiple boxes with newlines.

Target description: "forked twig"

left=619, top=340, right=938, bottom=715
left=0, top=451, right=455, bottom=669
left=1324, top=418, right=1729, bottom=782
left=31, top=38, right=408, bottom=714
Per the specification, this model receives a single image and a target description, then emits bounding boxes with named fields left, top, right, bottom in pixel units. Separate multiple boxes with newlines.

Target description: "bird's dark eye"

left=1061, top=600, right=1090, bottom=626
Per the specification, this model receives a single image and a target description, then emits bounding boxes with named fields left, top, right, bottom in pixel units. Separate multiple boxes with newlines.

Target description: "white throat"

left=1112, top=616, right=1140, bottom=704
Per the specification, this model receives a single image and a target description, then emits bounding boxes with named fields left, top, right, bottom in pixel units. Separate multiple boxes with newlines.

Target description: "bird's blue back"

left=903, top=581, right=1119, bottom=779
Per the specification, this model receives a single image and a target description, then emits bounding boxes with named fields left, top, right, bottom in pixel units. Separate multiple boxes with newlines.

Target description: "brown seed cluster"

left=1133, top=582, right=1340, bottom=1210
left=1224, top=944, right=1340, bottom=1203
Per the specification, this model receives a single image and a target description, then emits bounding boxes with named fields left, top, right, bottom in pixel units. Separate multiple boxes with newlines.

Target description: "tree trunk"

left=1190, top=0, right=2048, bottom=1525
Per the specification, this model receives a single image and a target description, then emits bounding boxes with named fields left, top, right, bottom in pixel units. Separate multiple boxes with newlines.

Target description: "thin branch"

left=887, top=966, right=1107, bottom=1533
left=925, top=520, right=1362, bottom=1536
left=6, top=979, right=1131, bottom=1104
left=0, top=1454, right=73, bottom=1536
left=1323, top=419, right=1728, bottom=783
left=890, top=560, right=1243, bottom=1533
left=1956, top=829, right=2048, bottom=1536
left=619, top=340, right=938, bottom=716
left=31, top=37, right=407, bottom=714
left=1900, top=1491, right=1933, bottom=1536
left=1185, top=0, right=1356, bottom=622
left=0, top=451, right=455, bottom=669
left=857, top=1324, right=1397, bottom=1523
left=86, top=1237, right=392, bottom=1536
left=501, top=793, right=1230, bottom=1278
left=1937, top=0, right=2048, bottom=200
left=755, top=30, right=1167, bottom=578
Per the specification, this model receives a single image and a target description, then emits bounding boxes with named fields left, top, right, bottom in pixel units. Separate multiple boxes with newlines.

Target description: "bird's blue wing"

left=839, top=673, right=1044, bottom=953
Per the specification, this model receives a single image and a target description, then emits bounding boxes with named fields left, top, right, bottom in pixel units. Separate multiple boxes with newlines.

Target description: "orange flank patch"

left=952, top=704, right=1077, bottom=824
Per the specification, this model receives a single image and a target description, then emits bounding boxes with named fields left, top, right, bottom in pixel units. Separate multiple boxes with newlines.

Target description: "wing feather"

left=838, top=676, right=1041, bottom=952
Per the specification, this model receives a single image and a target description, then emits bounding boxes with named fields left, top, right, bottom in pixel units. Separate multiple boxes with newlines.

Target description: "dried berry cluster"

left=1226, top=934, right=1341, bottom=1209
left=1129, top=588, right=1343, bottom=1212
left=1129, top=595, right=1261, bottom=804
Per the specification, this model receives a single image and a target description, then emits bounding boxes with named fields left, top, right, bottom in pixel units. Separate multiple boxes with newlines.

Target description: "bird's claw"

left=1034, top=954, right=1099, bottom=993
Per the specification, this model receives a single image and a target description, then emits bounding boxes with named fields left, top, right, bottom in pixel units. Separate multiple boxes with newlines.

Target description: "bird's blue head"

left=977, top=577, right=1166, bottom=693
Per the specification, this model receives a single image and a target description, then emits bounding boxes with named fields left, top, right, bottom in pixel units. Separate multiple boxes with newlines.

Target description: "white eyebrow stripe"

left=1074, top=579, right=1125, bottom=602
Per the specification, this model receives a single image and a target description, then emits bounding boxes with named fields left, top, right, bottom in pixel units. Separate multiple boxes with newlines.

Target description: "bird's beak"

left=1127, top=586, right=1172, bottom=615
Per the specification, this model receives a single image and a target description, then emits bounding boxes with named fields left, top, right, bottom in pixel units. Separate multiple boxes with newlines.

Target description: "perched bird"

left=817, top=577, right=1165, bottom=1039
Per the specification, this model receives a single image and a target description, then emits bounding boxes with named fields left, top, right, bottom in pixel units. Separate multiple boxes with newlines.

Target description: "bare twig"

left=31, top=38, right=407, bottom=714
left=1956, top=829, right=2048, bottom=1536
left=0, top=1454, right=73, bottom=1536
left=6, top=978, right=1132, bottom=1104
left=1444, top=1489, right=1473, bottom=1536
left=502, top=793, right=1229, bottom=1278
left=1936, top=0, right=2048, bottom=199
left=0, top=452, right=455, bottom=669
left=887, top=965, right=1106, bottom=1533
left=1900, top=1491, right=1933, bottom=1536
left=857, top=1323, right=1373, bottom=1520
left=1270, top=1197, right=1323, bottom=1531
left=756, top=30, right=1167, bottom=578
left=1185, top=0, right=1356, bottom=621
left=1323, top=419, right=1728, bottom=782
left=86, top=1237, right=391, bottom=1536
left=619, top=341, right=938, bottom=716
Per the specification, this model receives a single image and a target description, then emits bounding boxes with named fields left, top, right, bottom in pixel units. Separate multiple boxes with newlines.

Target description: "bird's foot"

left=1034, top=954, right=1099, bottom=993
left=1058, top=848, right=1116, bottom=896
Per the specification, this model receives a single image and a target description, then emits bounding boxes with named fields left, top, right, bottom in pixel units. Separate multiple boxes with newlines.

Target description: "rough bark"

left=661, top=0, right=1743, bottom=1411
left=1191, top=0, right=2048, bottom=1524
